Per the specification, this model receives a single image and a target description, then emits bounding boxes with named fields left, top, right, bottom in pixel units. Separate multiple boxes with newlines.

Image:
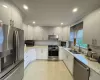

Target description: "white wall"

left=0, top=0, right=23, bottom=29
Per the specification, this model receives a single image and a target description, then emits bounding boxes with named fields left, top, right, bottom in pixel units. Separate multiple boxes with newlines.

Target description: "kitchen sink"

left=69, top=50, right=80, bottom=54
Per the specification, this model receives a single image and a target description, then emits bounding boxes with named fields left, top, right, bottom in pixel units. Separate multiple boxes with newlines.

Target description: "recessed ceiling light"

left=73, top=8, right=78, bottom=12
left=23, top=4, right=28, bottom=10
left=61, top=23, right=64, bottom=25
left=2, top=5, right=8, bottom=8
left=33, top=21, right=36, bottom=24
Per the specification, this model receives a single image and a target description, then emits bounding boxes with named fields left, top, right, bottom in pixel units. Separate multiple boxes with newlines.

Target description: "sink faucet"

left=78, top=45, right=81, bottom=52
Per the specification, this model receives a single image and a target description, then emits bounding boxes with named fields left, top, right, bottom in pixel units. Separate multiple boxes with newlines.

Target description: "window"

left=76, top=29, right=87, bottom=48
left=70, top=32, right=74, bottom=41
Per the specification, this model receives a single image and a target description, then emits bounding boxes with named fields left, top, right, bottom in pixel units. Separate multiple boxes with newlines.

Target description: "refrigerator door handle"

left=16, top=31, right=19, bottom=61
left=17, top=31, right=19, bottom=61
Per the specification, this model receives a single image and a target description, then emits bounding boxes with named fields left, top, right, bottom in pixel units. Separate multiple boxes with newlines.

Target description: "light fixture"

left=33, top=21, right=36, bottom=24
left=2, top=5, right=8, bottom=8
left=61, top=23, right=64, bottom=25
left=73, top=8, right=78, bottom=12
left=23, top=4, right=28, bottom=10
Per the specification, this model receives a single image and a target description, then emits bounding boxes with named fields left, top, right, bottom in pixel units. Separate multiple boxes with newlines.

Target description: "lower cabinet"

left=59, top=47, right=100, bottom=80
left=59, top=47, right=66, bottom=60
left=89, top=69, right=100, bottom=80
left=65, top=50, right=74, bottom=75
left=67, top=53, right=74, bottom=75
left=59, top=47, right=74, bottom=75
left=36, top=47, right=48, bottom=60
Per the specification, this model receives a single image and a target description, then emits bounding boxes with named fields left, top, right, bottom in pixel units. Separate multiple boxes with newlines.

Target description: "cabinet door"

left=83, top=9, right=100, bottom=46
left=47, top=27, right=55, bottom=35
left=67, top=53, right=74, bottom=75
left=27, top=26, right=34, bottom=40
left=62, top=27, right=70, bottom=41
left=36, top=48, right=48, bottom=60
left=0, top=3, right=11, bottom=25
left=63, top=50, right=69, bottom=66
left=42, top=28, right=48, bottom=40
left=33, top=26, right=43, bottom=40
left=89, top=69, right=100, bottom=80
left=36, top=48, right=42, bottom=59
left=63, top=50, right=74, bottom=75
left=59, top=47, right=65, bottom=60
left=42, top=48, right=48, bottom=59
left=53, top=27, right=62, bottom=41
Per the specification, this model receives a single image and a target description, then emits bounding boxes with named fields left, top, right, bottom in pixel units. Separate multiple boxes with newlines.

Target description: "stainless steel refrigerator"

left=0, top=24, right=24, bottom=80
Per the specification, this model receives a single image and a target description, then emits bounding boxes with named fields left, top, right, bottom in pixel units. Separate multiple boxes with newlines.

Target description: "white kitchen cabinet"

left=36, top=47, right=48, bottom=60
left=89, top=69, right=100, bottom=80
left=42, top=48, right=48, bottom=59
left=61, top=26, right=70, bottom=41
left=0, top=2, right=11, bottom=25
left=66, top=52, right=74, bottom=75
left=83, top=8, right=100, bottom=46
left=59, top=47, right=66, bottom=60
left=53, top=27, right=62, bottom=40
left=59, top=47, right=74, bottom=75
left=48, top=27, right=55, bottom=35
left=36, top=48, right=42, bottom=59
left=0, top=1, right=23, bottom=29
left=27, top=25, right=34, bottom=40
left=0, top=2, right=22, bottom=29
left=63, top=50, right=74, bottom=75
left=42, top=27, right=48, bottom=40
left=33, top=26, right=43, bottom=40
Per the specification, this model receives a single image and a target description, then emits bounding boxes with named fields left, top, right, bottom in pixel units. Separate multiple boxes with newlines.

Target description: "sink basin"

left=69, top=50, right=80, bottom=54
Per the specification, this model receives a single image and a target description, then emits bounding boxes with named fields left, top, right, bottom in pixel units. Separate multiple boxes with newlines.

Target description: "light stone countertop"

left=62, top=47, right=100, bottom=75
left=24, top=46, right=100, bottom=75
left=24, top=46, right=48, bottom=53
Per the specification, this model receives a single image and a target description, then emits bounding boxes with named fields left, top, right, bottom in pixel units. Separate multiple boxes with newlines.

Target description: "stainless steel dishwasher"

left=73, top=58, right=90, bottom=80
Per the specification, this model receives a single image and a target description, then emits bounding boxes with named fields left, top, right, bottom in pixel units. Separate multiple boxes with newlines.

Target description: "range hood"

left=48, top=35, right=59, bottom=40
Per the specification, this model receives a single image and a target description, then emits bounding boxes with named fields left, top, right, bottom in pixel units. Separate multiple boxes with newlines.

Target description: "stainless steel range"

left=48, top=45, right=59, bottom=61
left=0, top=24, right=24, bottom=80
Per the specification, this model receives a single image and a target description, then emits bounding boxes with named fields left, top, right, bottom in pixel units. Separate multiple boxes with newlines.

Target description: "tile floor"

left=23, top=61, right=73, bottom=80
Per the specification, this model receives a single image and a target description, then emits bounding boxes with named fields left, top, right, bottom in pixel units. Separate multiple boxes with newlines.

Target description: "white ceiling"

left=11, top=0, right=100, bottom=26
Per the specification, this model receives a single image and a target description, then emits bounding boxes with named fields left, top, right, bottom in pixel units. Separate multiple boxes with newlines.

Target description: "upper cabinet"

left=0, top=2, right=11, bottom=25
left=0, top=1, right=23, bottom=29
left=22, top=25, right=70, bottom=41
left=53, top=27, right=62, bottom=41
left=83, top=8, right=100, bottom=46
left=61, top=26, right=70, bottom=41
